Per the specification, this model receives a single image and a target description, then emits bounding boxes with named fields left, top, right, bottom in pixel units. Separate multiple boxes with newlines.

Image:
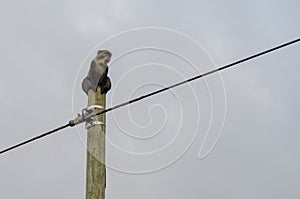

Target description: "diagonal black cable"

left=0, top=37, right=299, bottom=155
left=88, top=37, right=300, bottom=119
left=0, top=123, right=70, bottom=155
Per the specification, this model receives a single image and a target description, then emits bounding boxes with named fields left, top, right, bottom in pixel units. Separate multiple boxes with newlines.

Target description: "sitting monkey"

left=82, top=50, right=112, bottom=95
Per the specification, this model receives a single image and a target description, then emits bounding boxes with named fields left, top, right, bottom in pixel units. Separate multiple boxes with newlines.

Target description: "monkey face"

left=97, top=50, right=112, bottom=64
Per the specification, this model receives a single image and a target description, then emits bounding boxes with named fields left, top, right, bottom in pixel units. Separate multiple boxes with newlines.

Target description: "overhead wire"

left=88, top=38, right=300, bottom=118
left=0, top=37, right=299, bottom=155
left=0, top=123, right=70, bottom=155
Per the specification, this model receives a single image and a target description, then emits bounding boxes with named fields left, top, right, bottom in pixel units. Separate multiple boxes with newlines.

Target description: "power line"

left=0, top=37, right=299, bottom=155
left=0, top=123, right=70, bottom=155
left=88, top=37, right=300, bottom=118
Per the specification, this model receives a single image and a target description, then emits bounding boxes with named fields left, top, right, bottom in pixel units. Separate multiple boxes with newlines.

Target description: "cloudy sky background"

left=0, top=0, right=299, bottom=198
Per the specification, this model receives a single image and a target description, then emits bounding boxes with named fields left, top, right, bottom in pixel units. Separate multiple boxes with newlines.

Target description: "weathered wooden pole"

left=82, top=50, right=112, bottom=199
left=86, top=88, right=106, bottom=199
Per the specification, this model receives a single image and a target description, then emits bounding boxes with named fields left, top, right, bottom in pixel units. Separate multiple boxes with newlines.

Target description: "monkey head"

left=93, top=50, right=112, bottom=66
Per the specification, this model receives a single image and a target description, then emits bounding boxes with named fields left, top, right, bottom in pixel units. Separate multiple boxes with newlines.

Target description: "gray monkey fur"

left=82, top=50, right=112, bottom=95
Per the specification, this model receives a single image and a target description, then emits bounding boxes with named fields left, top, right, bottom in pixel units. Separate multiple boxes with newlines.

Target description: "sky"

left=0, top=0, right=299, bottom=198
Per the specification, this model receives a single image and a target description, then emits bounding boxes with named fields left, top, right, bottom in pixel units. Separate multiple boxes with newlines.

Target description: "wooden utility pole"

left=86, top=88, right=106, bottom=199
left=81, top=49, right=111, bottom=199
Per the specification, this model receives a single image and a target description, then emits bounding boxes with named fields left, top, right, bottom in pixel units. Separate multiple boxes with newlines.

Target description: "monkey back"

left=82, top=50, right=112, bottom=95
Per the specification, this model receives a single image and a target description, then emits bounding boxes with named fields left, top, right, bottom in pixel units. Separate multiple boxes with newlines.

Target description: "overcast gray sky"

left=0, top=0, right=299, bottom=198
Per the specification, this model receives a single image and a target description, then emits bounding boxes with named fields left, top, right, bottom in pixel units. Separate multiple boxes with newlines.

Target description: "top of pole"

left=69, top=50, right=112, bottom=127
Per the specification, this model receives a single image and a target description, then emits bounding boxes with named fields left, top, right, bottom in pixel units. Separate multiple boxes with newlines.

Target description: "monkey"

left=82, top=50, right=112, bottom=95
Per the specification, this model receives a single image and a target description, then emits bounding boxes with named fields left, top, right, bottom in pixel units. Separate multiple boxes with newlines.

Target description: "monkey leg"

left=100, top=76, right=111, bottom=94
left=82, top=77, right=93, bottom=95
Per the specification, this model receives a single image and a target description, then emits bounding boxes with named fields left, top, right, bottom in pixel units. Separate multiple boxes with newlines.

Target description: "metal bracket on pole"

left=69, top=105, right=105, bottom=127
left=86, top=105, right=105, bottom=111
left=85, top=121, right=106, bottom=129
left=85, top=105, right=106, bottom=129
